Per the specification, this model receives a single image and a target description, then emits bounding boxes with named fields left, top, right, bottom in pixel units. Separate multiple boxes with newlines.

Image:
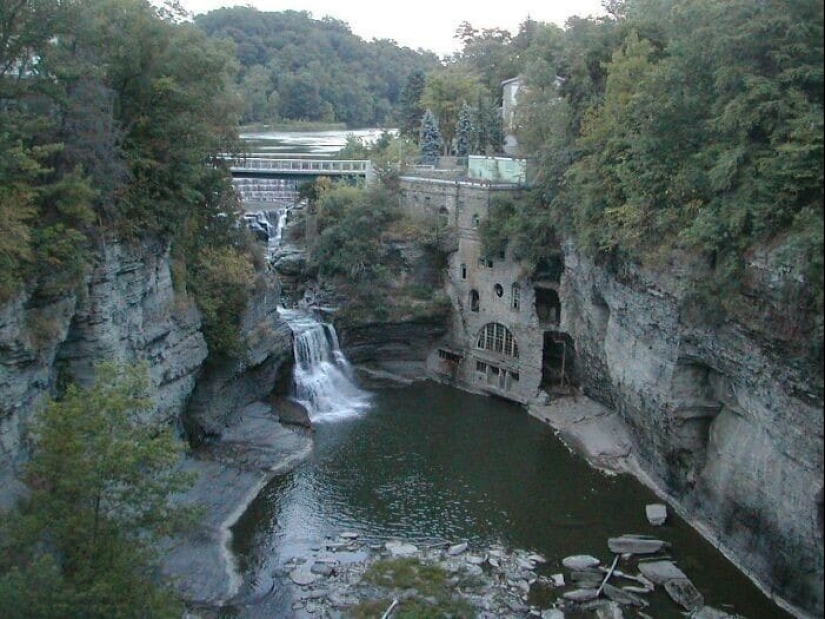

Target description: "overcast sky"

left=179, top=0, right=607, bottom=57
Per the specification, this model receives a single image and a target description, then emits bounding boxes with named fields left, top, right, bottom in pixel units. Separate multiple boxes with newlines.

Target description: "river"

left=229, top=378, right=788, bottom=618
left=239, top=127, right=393, bottom=158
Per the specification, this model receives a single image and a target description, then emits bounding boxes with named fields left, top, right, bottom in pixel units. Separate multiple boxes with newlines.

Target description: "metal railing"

left=228, top=157, right=371, bottom=175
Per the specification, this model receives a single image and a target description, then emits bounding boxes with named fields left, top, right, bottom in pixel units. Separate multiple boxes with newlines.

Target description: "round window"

left=494, top=284, right=504, bottom=297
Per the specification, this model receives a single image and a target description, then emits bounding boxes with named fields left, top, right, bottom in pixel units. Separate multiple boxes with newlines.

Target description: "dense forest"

left=194, top=7, right=441, bottom=127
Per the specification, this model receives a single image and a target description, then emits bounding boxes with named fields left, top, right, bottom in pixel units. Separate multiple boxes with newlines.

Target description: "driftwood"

left=381, top=598, right=399, bottom=619
left=597, top=554, right=620, bottom=597
left=600, top=566, right=655, bottom=590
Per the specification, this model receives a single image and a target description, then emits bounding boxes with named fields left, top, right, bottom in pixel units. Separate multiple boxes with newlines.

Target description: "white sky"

left=179, top=0, right=607, bottom=58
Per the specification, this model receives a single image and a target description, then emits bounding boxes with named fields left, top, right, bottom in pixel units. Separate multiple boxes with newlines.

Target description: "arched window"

left=476, top=323, right=519, bottom=357
left=470, top=289, right=480, bottom=312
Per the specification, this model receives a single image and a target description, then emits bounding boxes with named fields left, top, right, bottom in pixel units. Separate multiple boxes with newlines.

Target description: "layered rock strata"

left=559, top=244, right=823, bottom=616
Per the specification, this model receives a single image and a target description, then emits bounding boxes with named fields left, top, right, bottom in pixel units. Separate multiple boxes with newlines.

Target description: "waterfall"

left=281, top=309, right=370, bottom=422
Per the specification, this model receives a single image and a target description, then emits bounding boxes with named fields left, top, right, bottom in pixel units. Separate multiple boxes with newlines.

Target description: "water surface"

left=231, top=381, right=788, bottom=618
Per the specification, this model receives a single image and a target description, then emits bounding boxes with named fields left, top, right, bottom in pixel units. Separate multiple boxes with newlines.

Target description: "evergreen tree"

left=472, top=95, right=504, bottom=155
left=0, top=363, right=192, bottom=617
left=455, top=102, right=473, bottom=157
left=400, top=69, right=427, bottom=137
left=419, top=109, right=442, bottom=166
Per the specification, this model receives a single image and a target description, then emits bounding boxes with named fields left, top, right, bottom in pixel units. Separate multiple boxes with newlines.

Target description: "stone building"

left=399, top=155, right=574, bottom=405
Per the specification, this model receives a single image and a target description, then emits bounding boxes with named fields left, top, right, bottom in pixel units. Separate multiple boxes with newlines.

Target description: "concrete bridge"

left=227, top=156, right=372, bottom=179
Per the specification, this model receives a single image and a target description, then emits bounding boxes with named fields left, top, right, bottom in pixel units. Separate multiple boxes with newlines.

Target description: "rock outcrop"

left=559, top=243, right=824, bottom=616
left=183, top=272, right=294, bottom=445
left=0, top=238, right=208, bottom=508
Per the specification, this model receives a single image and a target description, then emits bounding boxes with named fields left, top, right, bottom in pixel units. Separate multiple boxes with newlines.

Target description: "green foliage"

left=349, top=557, right=476, bottom=618
left=400, top=69, right=427, bottom=137
left=1, top=0, right=247, bottom=315
left=195, top=7, right=440, bottom=127
left=455, top=102, right=473, bottom=157
left=421, top=68, right=486, bottom=155
left=419, top=109, right=442, bottom=165
left=188, top=245, right=255, bottom=360
left=311, top=185, right=400, bottom=281
left=503, top=0, right=823, bottom=310
left=0, top=363, right=190, bottom=618
left=479, top=193, right=562, bottom=271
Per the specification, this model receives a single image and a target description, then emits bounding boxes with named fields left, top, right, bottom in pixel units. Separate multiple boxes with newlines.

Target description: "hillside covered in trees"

left=194, top=7, right=441, bottom=127
left=402, top=0, right=822, bottom=317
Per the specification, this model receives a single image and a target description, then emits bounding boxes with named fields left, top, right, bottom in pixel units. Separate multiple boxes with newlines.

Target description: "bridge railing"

left=227, top=157, right=371, bottom=174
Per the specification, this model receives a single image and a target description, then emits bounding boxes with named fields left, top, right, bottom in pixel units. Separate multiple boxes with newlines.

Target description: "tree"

left=0, top=363, right=192, bottom=617
left=419, top=109, right=442, bottom=165
left=421, top=67, right=486, bottom=155
left=399, top=69, right=427, bottom=137
left=455, top=102, right=473, bottom=157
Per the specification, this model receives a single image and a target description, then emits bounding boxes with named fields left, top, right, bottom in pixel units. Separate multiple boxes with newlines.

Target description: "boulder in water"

left=645, top=504, right=668, bottom=526
left=637, top=560, right=688, bottom=584
left=608, top=536, right=668, bottom=555
left=271, top=396, right=312, bottom=429
left=562, top=555, right=602, bottom=570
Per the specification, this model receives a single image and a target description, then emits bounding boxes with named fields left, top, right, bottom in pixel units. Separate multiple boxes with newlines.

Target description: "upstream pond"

left=229, top=380, right=789, bottom=618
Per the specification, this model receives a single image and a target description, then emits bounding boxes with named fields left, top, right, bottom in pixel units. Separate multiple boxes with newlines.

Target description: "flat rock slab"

left=608, top=536, right=667, bottom=555
left=447, top=542, right=468, bottom=556
left=385, top=541, right=418, bottom=556
left=290, top=568, right=318, bottom=586
left=570, top=570, right=604, bottom=586
left=690, top=606, right=740, bottom=619
left=646, top=503, right=668, bottom=526
left=637, top=560, right=688, bottom=584
left=563, top=588, right=600, bottom=602
left=310, top=562, right=334, bottom=576
left=603, top=583, right=648, bottom=607
left=665, top=578, right=704, bottom=611
left=563, top=554, right=602, bottom=570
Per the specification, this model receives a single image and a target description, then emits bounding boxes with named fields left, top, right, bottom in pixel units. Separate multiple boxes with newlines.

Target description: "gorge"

left=1, top=130, right=822, bottom=619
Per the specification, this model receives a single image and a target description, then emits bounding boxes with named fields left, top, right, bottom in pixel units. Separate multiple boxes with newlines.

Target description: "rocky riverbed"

left=200, top=527, right=746, bottom=619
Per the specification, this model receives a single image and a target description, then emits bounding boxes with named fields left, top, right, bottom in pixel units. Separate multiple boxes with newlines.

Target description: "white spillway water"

left=281, top=309, right=371, bottom=422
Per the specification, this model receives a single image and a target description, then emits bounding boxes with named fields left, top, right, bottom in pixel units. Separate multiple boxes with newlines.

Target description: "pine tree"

left=400, top=69, right=427, bottom=138
left=419, top=109, right=442, bottom=166
left=455, top=102, right=473, bottom=158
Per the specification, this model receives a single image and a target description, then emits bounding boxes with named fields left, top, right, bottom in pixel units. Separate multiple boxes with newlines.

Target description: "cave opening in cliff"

left=541, top=331, right=577, bottom=392
left=535, top=287, right=561, bottom=325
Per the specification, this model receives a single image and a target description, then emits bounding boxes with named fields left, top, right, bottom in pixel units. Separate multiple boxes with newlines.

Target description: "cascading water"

left=281, top=309, right=370, bottom=422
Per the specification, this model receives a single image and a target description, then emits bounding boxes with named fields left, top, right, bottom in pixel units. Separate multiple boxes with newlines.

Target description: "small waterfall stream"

left=280, top=309, right=370, bottom=422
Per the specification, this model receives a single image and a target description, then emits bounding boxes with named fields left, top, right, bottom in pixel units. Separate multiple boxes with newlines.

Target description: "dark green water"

left=231, top=381, right=789, bottom=618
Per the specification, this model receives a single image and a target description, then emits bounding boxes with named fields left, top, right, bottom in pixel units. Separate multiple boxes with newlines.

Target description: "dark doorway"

left=541, top=331, right=577, bottom=392
left=535, top=287, right=561, bottom=325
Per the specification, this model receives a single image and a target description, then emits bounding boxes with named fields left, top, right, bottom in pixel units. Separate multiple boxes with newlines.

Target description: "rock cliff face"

left=0, top=238, right=208, bottom=506
left=559, top=244, right=824, bottom=616
left=183, top=275, right=294, bottom=444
